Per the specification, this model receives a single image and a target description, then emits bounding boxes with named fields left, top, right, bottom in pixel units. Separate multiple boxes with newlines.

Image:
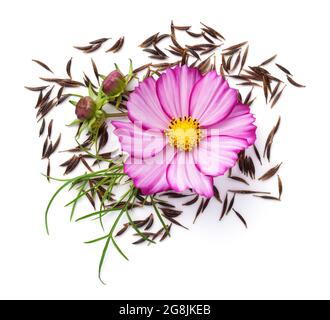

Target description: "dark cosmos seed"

left=80, top=157, right=93, bottom=173
left=271, top=85, right=286, bottom=108
left=222, top=48, right=241, bottom=57
left=133, top=63, right=152, bottom=74
left=106, top=37, right=124, bottom=53
left=83, top=73, right=97, bottom=89
left=47, top=119, right=53, bottom=138
left=202, top=198, right=211, bottom=212
left=247, top=97, right=256, bottom=106
left=254, top=195, right=281, bottom=201
left=152, top=44, right=167, bottom=58
left=91, top=58, right=99, bottom=85
left=57, top=87, right=64, bottom=99
left=160, top=208, right=182, bottom=218
left=253, top=145, right=262, bottom=165
left=198, top=56, right=212, bottom=74
left=161, top=192, right=191, bottom=199
left=226, top=195, right=236, bottom=215
left=38, top=86, right=55, bottom=107
left=244, top=88, right=253, bottom=105
left=287, top=76, right=306, bottom=88
left=115, top=224, right=129, bottom=237
left=155, top=201, right=175, bottom=208
left=149, top=55, right=167, bottom=60
left=145, top=214, right=154, bottom=231
left=188, top=43, right=218, bottom=50
left=50, top=134, right=61, bottom=157
left=278, top=175, right=283, bottom=199
left=226, top=55, right=233, bottom=71
left=201, top=27, right=218, bottom=39
left=74, top=44, right=94, bottom=51
left=85, top=192, right=96, bottom=209
left=264, top=117, right=281, bottom=157
left=173, top=25, right=191, bottom=31
left=232, top=52, right=241, bottom=71
left=43, top=142, right=53, bottom=159
left=262, top=76, right=269, bottom=102
left=58, top=94, right=70, bottom=105
left=35, top=91, right=43, bottom=109
left=170, top=36, right=184, bottom=52
left=220, top=194, right=228, bottom=220
left=89, top=37, right=110, bottom=45
left=201, top=46, right=220, bottom=55
left=248, top=157, right=256, bottom=179
left=228, top=190, right=271, bottom=195
left=84, top=43, right=102, bottom=53
left=155, top=34, right=170, bottom=43
left=38, top=98, right=58, bottom=119
left=66, top=58, right=72, bottom=79
left=42, top=137, right=48, bottom=158
left=165, top=49, right=183, bottom=57
left=229, top=176, right=250, bottom=186
left=139, top=32, right=159, bottom=48
left=276, top=63, right=292, bottom=76
left=237, top=81, right=262, bottom=87
left=40, top=77, right=84, bottom=88
left=186, top=30, right=203, bottom=38
left=32, top=59, right=53, bottom=73
left=63, top=156, right=81, bottom=175
left=162, top=215, right=188, bottom=230
left=181, top=50, right=188, bottom=66
left=130, top=218, right=148, bottom=228
left=47, top=159, right=51, bottom=183
left=200, top=22, right=225, bottom=40
left=259, top=163, right=283, bottom=181
left=223, top=41, right=248, bottom=52
left=25, top=85, right=49, bottom=92
left=183, top=195, right=199, bottom=206
left=270, top=82, right=281, bottom=101
left=213, top=186, right=222, bottom=203
left=143, top=48, right=159, bottom=55
left=133, top=232, right=155, bottom=240
left=260, top=54, right=277, bottom=66
left=160, top=224, right=172, bottom=242
left=193, top=199, right=204, bottom=224
left=202, top=32, right=215, bottom=44
left=39, top=119, right=46, bottom=137
left=149, top=228, right=163, bottom=241
left=239, top=46, right=249, bottom=74
left=186, top=47, right=200, bottom=60
left=233, top=209, right=247, bottom=228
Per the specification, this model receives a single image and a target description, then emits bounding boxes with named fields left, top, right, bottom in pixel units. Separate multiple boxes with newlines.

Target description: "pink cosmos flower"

left=112, top=66, right=256, bottom=198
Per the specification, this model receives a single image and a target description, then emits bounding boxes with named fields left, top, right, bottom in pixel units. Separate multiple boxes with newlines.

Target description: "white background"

left=0, top=0, right=329, bottom=300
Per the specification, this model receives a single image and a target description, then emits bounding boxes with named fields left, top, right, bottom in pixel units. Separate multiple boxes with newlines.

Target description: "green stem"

left=104, top=112, right=128, bottom=118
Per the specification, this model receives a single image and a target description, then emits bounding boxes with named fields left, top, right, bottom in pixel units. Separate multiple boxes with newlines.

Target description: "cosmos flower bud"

left=102, top=70, right=126, bottom=96
left=75, top=97, right=96, bottom=120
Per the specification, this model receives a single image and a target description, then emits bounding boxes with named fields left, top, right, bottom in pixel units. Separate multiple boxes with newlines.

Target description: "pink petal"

left=127, top=77, right=170, bottom=130
left=166, top=151, right=214, bottom=198
left=124, top=145, right=175, bottom=195
left=207, top=103, right=257, bottom=145
left=189, top=71, right=238, bottom=127
left=156, top=65, right=202, bottom=118
left=112, top=121, right=167, bottom=159
left=194, top=135, right=248, bottom=176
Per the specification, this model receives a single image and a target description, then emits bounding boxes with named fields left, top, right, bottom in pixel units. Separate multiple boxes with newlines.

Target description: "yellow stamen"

left=165, top=116, right=202, bottom=151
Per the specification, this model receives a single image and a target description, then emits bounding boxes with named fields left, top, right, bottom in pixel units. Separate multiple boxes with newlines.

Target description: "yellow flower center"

left=166, top=116, right=202, bottom=151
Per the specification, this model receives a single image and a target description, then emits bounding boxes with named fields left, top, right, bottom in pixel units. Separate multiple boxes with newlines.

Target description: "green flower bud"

left=102, top=70, right=126, bottom=96
left=75, top=97, right=96, bottom=120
